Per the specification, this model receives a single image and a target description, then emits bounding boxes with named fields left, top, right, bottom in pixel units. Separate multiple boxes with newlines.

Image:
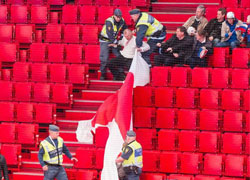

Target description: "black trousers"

left=154, top=53, right=184, bottom=66
left=107, top=55, right=132, bottom=80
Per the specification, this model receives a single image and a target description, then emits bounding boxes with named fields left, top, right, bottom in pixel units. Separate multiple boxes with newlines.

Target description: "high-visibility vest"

left=122, top=140, right=143, bottom=168
left=40, top=137, right=63, bottom=165
left=100, top=16, right=125, bottom=40
left=136, top=12, right=163, bottom=37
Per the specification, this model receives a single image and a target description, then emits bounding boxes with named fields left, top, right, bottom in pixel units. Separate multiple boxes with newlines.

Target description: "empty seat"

left=179, top=153, right=202, bottom=174
left=95, top=127, right=109, bottom=148
left=14, top=82, right=32, bottom=101
left=169, top=67, right=189, bottom=87
left=244, top=90, right=250, bottom=111
left=221, top=89, right=241, bottom=110
left=199, top=89, right=219, bottom=109
left=151, top=66, right=169, bottom=87
left=15, top=24, right=34, bottom=43
left=51, top=83, right=71, bottom=104
left=203, top=154, right=223, bottom=176
left=65, top=44, right=83, bottom=64
left=222, top=133, right=244, bottom=154
left=241, top=0, right=250, bottom=8
left=0, top=123, right=16, bottom=143
left=134, top=107, right=155, bottom=128
left=159, top=152, right=179, bottom=173
left=143, top=151, right=160, bottom=172
left=35, top=103, right=55, bottom=123
left=246, top=134, right=250, bottom=154
left=0, top=43, right=17, bottom=62
left=155, top=108, right=176, bottom=129
left=212, top=47, right=229, bottom=67
left=16, top=102, right=34, bottom=122
left=82, top=25, right=99, bottom=44
left=191, top=67, right=209, bottom=88
left=0, top=102, right=15, bottom=122
left=177, top=109, right=197, bottom=130
left=176, top=88, right=197, bottom=109
left=155, top=87, right=174, bottom=108
left=247, top=156, right=250, bottom=177
left=84, top=45, right=100, bottom=64
left=64, top=24, right=80, bottom=43
left=134, top=86, right=153, bottom=107
left=200, top=109, right=221, bottom=131
left=158, top=129, right=178, bottom=151
left=33, top=83, right=51, bottom=103
left=79, top=6, right=96, bottom=24
left=62, top=5, right=78, bottom=24
left=1, top=144, right=21, bottom=166
left=231, top=69, right=249, bottom=89
left=13, top=62, right=30, bottom=82
left=17, top=123, right=38, bottom=144
left=179, top=131, right=198, bottom=152
left=131, top=0, right=148, bottom=6
left=135, top=128, right=156, bottom=150
left=140, top=173, right=167, bottom=180
left=45, top=24, right=62, bottom=43
left=0, top=5, right=8, bottom=23
left=31, top=63, right=48, bottom=82
left=97, top=6, right=114, bottom=24
left=95, top=0, right=110, bottom=5
left=210, top=68, right=229, bottom=88
left=29, top=43, right=47, bottom=62
left=11, top=5, right=28, bottom=23
left=68, top=64, right=88, bottom=84
left=48, top=44, right=64, bottom=63
left=27, top=0, right=44, bottom=4
left=223, top=111, right=243, bottom=132
left=49, top=64, right=67, bottom=83
left=224, top=155, right=244, bottom=177
left=0, top=81, right=13, bottom=101
left=30, top=6, right=48, bottom=24
left=246, top=112, right=250, bottom=133
left=75, top=148, right=95, bottom=168
left=0, top=25, right=13, bottom=42
left=199, top=132, right=219, bottom=153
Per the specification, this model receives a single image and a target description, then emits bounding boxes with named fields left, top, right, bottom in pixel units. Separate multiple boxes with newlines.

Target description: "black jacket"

left=204, top=18, right=224, bottom=40
left=0, top=155, right=9, bottom=180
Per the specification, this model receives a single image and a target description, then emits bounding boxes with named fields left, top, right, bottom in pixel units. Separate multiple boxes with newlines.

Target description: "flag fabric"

left=76, top=51, right=150, bottom=180
left=236, top=23, right=248, bottom=33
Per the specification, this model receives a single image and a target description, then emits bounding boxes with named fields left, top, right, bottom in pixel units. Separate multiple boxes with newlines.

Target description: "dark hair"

left=197, top=29, right=207, bottom=37
left=177, top=26, right=187, bottom=35
left=218, top=8, right=227, bottom=15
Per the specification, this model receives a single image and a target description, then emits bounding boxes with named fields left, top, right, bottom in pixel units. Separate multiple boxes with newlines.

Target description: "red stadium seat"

left=50, top=11, right=59, bottom=24
left=222, top=0, right=238, bottom=8
left=29, top=43, right=47, bottom=62
left=131, top=0, right=148, bottom=7
left=195, top=176, right=220, bottom=180
left=134, top=86, right=153, bottom=107
left=82, top=25, right=99, bottom=44
left=177, top=109, right=197, bottom=130
left=221, top=89, right=241, bottom=110
left=222, top=133, right=244, bottom=154
left=143, top=151, right=160, bottom=172
left=191, top=67, right=209, bottom=88
left=206, top=7, right=219, bottom=21
left=212, top=47, right=229, bottom=67
left=13, top=62, right=30, bottom=82
left=48, top=44, right=64, bottom=63
left=84, top=45, right=100, bottom=64
left=200, top=109, right=221, bottom=131
left=27, top=0, right=44, bottom=5
left=135, top=128, right=156, bottom=150
left=95, top=127, right=109, bottom=148
left=155, top=87, right=174, bottom=108
left=169, top=67, right=189, bottom=87
left=243, top=9, right=250, bottom=21
left=62, top=5, right=78, bottom=24
left=14, top=82, right=32, bottom=101
left=17, top=123, right=38, bottom=145
left=158, top=129, right=178, bottom=151
left=223, top=111, right=243, bottom=132
left=0, top=102, right=15, bottom=122
left=168, top=174, right=194, bottom=180
left=68, top=64, right=88, bottom=84
left=0, top=81, right=13, bottom=101
left=65, top=44, right=83, bottom=64
left=119, top=6, right=133, bottom=26
left=95, top=148, right=104, bottom=169
left=79, top=6, right=96, bottom=24
left=134, top=107, right=155, bottom=128
left=31, top=63, right=48, bottom=82
left=49, top=64, right=67, bottom=83
left=0, top=5, right=8, bottom=24
left=1, top=144, right=21, bottom=166
left=176, top=88, right=198, bottom=109
left=199, top=132, right=219, bottom=153
left=246, top=112, right=250, bottom=133
left=30, top=6, right=48, bottom=24
left=199, top=89, right=219, bottom=109
left=97, top=6, right=114, bottom=24
left=241, top=0, right=250, bottom=7
left=232, top=48, right=249, bottom=68
left=179, top=131, right=198, bottom=152
left=11, top=5, right=28, bottom=24
left=151, top=66, right=169, bottom=87
left=0, top=43, right=17, bottom=62
left=0, top=123, right=16, bottom=143
left=16, top=102, right=34, bottom=122
left=246, top=134, right=250, bottom=154
left=179, top=153, right=202, bottom=174
left=6, top=0, right=25, bottom=4
left=227, top=8, right=243, bottom=20
left=51, top=83, right=72, bottom=104
left=75, top=148, right=95, bottom=168
left=96, top=0, right=110, bottom=5
left=244, top=90, right=250, bottom=111
left=155, top=108, right=176, bottom=129
left=35, top=103, right=55, bottom=123
left=33, top=83, right=51, bottom=103
left=224, top=155, right=244, bottom=177
left=76, top=0, right=92, bottom=5
left=247, top=156, right=250, bottom=177
left=64, top=24, right=80, bottom=43
left=159, top=152, right=179, bottom=173
left=140, top=173, right=167, bottom=180
left=15, top=24, right=34, bottom=44
left=0, top=25, right=13, bottom=43
left=45, top=24, right=62, bottom=43
left=231, top=69, right=249, bottom=89
left=210, top=68, right=229, bottom=88
left=47, top=0, right=65, bottom=5
left=113, top=0, right=128, bottom=6
left=203, top=154, right=223, bottom=176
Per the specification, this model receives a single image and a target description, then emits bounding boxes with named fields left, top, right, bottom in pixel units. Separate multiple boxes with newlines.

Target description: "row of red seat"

left=222, top=0, right=250, bottom=8
left=151, top=67, right=250, bottom=89
left=0, top=81, right=73, bottom=104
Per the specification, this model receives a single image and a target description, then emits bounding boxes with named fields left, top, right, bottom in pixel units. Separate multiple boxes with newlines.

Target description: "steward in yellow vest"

left=116, top=130, right=143, bottom=180
left=38, top=125, right=78, bottom=180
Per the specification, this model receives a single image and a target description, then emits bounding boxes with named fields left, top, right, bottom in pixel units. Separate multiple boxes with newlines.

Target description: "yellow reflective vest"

left=136, top=12, right=163, bottom=37
left=122, top=140, right=143, bottom=168
left=40, top=137, right=63, bottom=165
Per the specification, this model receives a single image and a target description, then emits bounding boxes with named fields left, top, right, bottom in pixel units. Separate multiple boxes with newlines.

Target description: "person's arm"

left=1, top=156, right=9, bottom=180
left=140, top=41, right=150, bottom=52
left=38, top=146, right=46, bottom=167
left=116, top=146, right=133, bottom=163
left=105, top=21, right=116, bottom=43
left=136, top=25, right=148, bottom=47
left=62, top=143, right=72, bottom=159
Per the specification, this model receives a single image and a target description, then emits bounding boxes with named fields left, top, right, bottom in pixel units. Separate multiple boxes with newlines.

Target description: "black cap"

left=126, top=130, right=136, bottom=137
left=49, top=125, right=60, bottom=132
left=114, top=8, right=122, bottom=17
left=129, top=9, right=140, bottom=15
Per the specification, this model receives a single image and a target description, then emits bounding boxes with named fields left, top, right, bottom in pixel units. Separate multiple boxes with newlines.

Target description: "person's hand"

left=167, top=47, right=173, bottom=52
left=108, top=44, right=117, bottom=48
left=156, top=43, right=161, bottom=47
left=228, top=32, right=233, bottom=37
left=42, top=165, right=48, bottom=171
left=71, top=157, right=78, bottom=162
left=173, top=53, right=179, bottom=58
left=132, top=29, right=136, bottom=34
left=136, top=47, right=142, bottom=52
left=209, top=36, right=214, bottom=41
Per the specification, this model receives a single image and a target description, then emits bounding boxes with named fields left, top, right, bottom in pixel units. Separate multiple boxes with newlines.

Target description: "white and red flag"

left=76, top=51, right=150, bottom=180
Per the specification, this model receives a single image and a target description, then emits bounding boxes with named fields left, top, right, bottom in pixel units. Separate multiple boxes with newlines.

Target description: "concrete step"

left=88, top=80, right=123, bottom=91
left=82, top=89, right=116, bottom=101
left=65, top=110, right=96, bottom=120
left=73, top=99, right=104, bottom=107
